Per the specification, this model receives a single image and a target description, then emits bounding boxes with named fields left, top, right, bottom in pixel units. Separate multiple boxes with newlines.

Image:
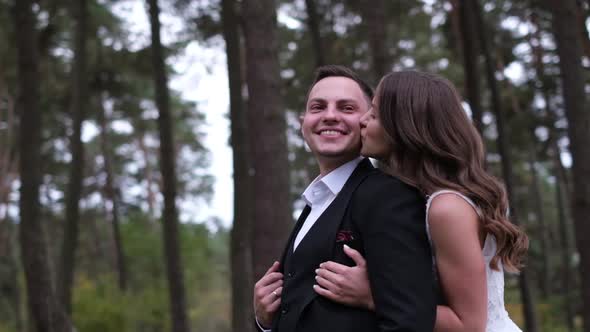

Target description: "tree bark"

left=241, top=0, right=293, bottom=280
left=304, top=0, right=326, bottom=68
left=527, top=12, right=577, bottom=327
left=137, top=129, right=158, bottom=219
left=147, top=1, right=191, bottom=331
left=552, top=143, right=576, bottom=331
left=0, top=220, right=23, bottom=332
left=58, top=0, right=88, bottom=313
left=472, top=1, right=539, bottom=331
left=221, top=0, right=255, bottom=331
left=548, top=0, right=590, bottom=330
left=12, top=0, right=72, bottom=331
left=448, top=0, right=464, bottom=64
left=98, top=95, right=128, bottom=291
left=527, top=154, right=551, bottom=299
left=576, top=0, right=590, bottom=59
left=358, top=0, right=388, bottom=82
left=0, top=66, right=18, bottom=221
left=458, top=0, right=484, bottom=133
left=502, top=55, right=552, bottom=302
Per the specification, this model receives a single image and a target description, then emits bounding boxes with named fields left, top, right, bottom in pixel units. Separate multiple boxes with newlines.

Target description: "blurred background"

left=1, top=0, right=590, bottom=331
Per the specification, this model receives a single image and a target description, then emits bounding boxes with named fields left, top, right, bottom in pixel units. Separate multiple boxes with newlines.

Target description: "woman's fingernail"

left=344, top=244, right=350, bottom=249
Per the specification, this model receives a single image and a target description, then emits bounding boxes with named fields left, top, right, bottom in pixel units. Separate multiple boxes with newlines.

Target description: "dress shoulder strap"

left=426, top=189, right=482, bottom=219
left=425, top=190, right=483, bottom=248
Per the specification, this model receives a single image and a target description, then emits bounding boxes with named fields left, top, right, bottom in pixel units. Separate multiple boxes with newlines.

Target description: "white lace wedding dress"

left=426, top=190, right=522, bottom=332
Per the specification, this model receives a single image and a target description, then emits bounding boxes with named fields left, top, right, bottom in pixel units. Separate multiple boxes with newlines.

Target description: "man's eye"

left=309, top=104, right=323, bottom=111
left=342, top=105, right=355, bottom=112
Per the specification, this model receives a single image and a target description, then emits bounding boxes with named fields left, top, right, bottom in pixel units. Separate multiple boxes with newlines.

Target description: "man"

left=254, top=65, right=436, bottom=332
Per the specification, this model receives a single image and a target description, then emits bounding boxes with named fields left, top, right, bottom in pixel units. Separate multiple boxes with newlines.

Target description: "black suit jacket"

left=261, top=158, right=436, bottom=332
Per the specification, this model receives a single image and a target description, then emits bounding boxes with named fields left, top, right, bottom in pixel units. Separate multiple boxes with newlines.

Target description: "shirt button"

left=281, top=305, right=289, bottom=315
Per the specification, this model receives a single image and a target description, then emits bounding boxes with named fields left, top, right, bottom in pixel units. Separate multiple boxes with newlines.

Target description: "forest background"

left=1, top=0, right=590, bottom=331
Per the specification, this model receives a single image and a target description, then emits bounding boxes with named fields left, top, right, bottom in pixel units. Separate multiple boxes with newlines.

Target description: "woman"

left=313, top=71, right=528, bottom=331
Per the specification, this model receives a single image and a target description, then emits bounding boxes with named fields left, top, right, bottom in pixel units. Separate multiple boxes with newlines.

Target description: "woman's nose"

left=359, top=114, right=368, bottom=128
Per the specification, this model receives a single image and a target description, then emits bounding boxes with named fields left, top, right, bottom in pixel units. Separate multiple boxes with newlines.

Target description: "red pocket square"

left=336, top=230, right=354, bottom=242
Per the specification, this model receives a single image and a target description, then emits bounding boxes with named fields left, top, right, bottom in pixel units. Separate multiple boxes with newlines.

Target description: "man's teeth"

left=321, top=130, right=342, bottom=135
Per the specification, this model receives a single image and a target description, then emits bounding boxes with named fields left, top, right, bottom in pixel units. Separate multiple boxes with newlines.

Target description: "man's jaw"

left=315, top=153, right=361, bottom=175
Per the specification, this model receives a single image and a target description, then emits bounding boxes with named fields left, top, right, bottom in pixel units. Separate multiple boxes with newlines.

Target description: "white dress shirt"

left=255, top=157, right=363, bottom=331
left=294, top=157, right=363, bottom=250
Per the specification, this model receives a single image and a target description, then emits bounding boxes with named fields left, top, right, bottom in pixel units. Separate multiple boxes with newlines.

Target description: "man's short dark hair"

left=306, top=65, right=374, bottom=102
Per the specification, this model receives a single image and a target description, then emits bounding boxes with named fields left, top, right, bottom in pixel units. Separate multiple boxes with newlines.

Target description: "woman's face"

left=359, top=92, right=393, bottom=160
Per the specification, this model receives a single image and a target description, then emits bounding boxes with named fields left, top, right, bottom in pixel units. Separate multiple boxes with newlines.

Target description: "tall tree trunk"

left=12, top=229, right=23, bottom=332
left=527, top=13, right=577, bottom=326
left=221, top=1, right=255, bottom=331
left=0, top=66, right=18, bottom=221
left=98, top=95, right=128, bottom=291
left=552, top=143, right=576, bottom=331
left=527, top=154, right=551, bottom=299
left=528, top=10, right=573, bottom=198
left=501, top=54, right=552, bottom=302
left=548, top=0, right=590, bottom=330
left=472, top=1, right=539, bottom=331
left=12, top=1, right=72, bottom=331
left=304, top=0, right=326, bottom=68
left=146, top=1, right=190, bottom=332
left=242, top=0, right=293, bottom=280
left=58, top=0, right=88, bottom=313
left=137, top=129, right=157, bottom=219
left=0, top=220, right=23, bottom=332
left=0, top=77, right=23, bottom=329
left=87, top=210, right=108, bottom=278
left=458, top=0, right=484, bottom=133
left=576, top=0, right=590, bottom=59
left=448, top=0, right=464, bottom=64
left=358, top=0, right=388, bottom=83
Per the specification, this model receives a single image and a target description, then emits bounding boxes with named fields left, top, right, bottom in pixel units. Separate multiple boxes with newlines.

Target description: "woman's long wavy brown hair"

left=376, top=70, right=528, bottom=272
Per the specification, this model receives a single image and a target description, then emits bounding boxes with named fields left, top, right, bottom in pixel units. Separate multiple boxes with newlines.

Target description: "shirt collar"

left=302, top=157, right=363, bottom=206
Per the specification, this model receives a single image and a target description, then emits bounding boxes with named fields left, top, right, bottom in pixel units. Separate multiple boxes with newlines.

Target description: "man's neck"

left=317, top=155, right=361, bottom=176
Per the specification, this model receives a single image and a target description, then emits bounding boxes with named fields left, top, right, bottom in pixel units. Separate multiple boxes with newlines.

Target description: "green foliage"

left=64, top=213, right=230, bottom=332
left=72, top=276, right=129, bottom=332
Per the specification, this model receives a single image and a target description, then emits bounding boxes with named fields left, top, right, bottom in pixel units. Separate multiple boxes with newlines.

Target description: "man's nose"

left=323, top=105, right=338, bottom=120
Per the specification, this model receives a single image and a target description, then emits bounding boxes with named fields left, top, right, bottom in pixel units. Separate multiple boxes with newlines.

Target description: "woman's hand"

left=314, top=244, right=375, bottom=310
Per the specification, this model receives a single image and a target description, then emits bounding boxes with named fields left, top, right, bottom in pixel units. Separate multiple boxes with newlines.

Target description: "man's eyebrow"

left=307, top=98, right=327, bottom=103
left=336, top=99, right=360, bottom=105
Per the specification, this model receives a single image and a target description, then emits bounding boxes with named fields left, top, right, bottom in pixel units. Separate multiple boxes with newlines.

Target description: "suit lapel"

left=278, top=205, right=311, bottom=272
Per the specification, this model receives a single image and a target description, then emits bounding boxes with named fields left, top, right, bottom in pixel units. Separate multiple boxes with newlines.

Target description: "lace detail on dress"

left=425, top=190, right=521, bottom=332
left=483, top=236, right=522, bottom=331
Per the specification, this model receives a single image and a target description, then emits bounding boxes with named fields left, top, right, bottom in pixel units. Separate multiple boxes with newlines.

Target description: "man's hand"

left=314, top=244, right=374, bottom=310
left=254, top=261, right=284, bottom=329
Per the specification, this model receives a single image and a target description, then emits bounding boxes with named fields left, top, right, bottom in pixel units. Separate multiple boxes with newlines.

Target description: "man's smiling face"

left=301, top=76, right=370, bottom=172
